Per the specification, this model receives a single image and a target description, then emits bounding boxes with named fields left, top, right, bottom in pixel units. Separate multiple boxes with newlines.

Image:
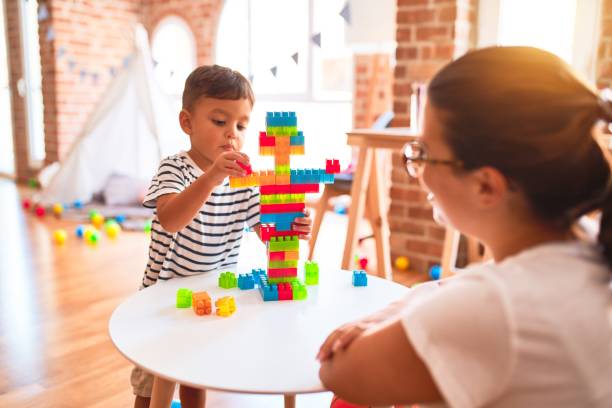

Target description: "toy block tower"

left=229, top=112, right=339, bottom=301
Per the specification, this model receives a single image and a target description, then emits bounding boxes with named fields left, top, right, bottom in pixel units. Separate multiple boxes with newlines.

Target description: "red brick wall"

left=7, top=0, right=223, bottom=180
left=353, top=53, right=393, bottom=128
left=38, top=0, right=142, bottom=163
left=598, top=0, right=612, bottom=88
left=389, top=0, right=477, bottom=273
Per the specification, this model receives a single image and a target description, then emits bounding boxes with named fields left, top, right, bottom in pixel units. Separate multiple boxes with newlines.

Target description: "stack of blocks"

left=230, top=112, right=339, bottom=301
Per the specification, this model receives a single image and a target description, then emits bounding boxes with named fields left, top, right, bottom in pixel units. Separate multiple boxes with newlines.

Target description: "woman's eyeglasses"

left=402, top=141, right=464, bottom=178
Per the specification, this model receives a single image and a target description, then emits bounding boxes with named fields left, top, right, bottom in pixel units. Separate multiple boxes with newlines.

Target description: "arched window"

left=151, top=16, right=197, bottom=97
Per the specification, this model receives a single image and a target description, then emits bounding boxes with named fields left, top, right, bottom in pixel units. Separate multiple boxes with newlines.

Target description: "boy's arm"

left=156, top=173, right=218, bottom=233
left=157, top=151, right=249, bottom=232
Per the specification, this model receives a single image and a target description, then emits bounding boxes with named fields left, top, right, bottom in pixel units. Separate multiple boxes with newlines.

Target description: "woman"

left=318, top=46, right=612, bottom=407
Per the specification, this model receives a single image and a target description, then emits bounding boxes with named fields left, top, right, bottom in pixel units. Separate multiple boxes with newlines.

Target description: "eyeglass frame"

left=402, top=140, right=464, bottom=178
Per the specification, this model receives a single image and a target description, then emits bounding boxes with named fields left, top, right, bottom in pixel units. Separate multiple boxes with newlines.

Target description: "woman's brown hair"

left=427, top=46, right=612, bottom=268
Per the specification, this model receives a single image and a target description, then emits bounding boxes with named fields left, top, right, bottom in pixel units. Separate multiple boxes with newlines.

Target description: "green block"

left=176, top=288, right=192, bottom=308
left=269, top=236, right=299, bottom=252
left=275, top=165, right=290, bottom=175
left=269, top=276, right=299, bottom=284
left=292, top=281, right=308, bottom=300
left=305, top=260, right=319, bottom=285
left=218, top=271, right=237, bottom=289
left=269, top=260, right=298, bottom=269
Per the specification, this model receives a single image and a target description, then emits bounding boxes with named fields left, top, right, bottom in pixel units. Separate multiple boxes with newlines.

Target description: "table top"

left=347, top=127, right=419, bottom=149
left=108, top=268, right=408, bottom=395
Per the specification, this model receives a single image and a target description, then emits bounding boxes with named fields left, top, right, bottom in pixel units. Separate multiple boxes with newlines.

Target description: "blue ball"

left=429, top=265, right=442, bottom=280
left=115, top=214, right=126, bottom=224
left=76, top=225, right=85, bottom=238
left=73, top=200, right=83, bottom=209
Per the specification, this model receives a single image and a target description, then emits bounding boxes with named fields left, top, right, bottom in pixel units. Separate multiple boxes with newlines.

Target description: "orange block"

left=192, top=291, right=212, bottom=316
left=284, top=251, right=299, bottom=260
left=276, top=174, right=290, bottom=185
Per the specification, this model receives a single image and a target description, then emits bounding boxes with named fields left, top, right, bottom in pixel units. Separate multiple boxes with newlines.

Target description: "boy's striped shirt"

left=141, top=151, right=260, bottom=288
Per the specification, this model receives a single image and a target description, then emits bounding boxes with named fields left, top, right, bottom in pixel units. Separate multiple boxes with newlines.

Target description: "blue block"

left=352, top=270, right=368, bottom=287
left=260, top=212, right=304, bottom=225
left=238, top=273, right=255, bottom=290
left=255, top=270, right=279, bottom=301
left=290, top=132, right=304, bottom=146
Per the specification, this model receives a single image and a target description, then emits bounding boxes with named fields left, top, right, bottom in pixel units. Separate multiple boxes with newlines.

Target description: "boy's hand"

left=207, top=151, right=251, bottom=186
left=293, top=207, right=312, bottom=240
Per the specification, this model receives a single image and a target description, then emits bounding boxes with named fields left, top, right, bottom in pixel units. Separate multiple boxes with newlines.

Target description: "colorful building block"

left=305, top=260, right=319, bottom=285
left=326, top=159, right=340, bottom=174
left=218, top=271, right=237, bottom=289
left=176, top=288, right=193, bottom=308
left=215, top=296, right=236, bottom=317
left=352, top=270, right=368, bottom=287
left=192, top=291, right=212, bottom=315
left=238, top=273, right=255, bottom=290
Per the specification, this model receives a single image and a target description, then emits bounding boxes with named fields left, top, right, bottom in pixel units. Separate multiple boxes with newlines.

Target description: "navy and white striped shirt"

left=140, top=152, right=260, bottom=288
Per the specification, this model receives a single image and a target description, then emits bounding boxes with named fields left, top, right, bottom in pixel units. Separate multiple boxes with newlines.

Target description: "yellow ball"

left=105, top=222, right=121, bottom=239
left=52, top=203, right=64, bottom=216
left=53, top=229, right=67, bottom=245
left=91, top=213, right=105, bottom=229
left=395, top=256, right=410, bottom=271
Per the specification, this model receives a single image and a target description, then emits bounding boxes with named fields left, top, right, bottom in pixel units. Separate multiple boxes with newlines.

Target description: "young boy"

left=132, top=65, right=312, bottom=408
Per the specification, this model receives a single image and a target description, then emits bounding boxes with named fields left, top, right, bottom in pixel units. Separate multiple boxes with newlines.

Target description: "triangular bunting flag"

left=38, top=4, right=49, bottom=21
left=79, top=69, right=87, bottom=81
left=312, top=32, right=321, bottom=48
left=109, top=66, right=117, bottom=77
left=248, top=74, right=254, bottom=83
left=57, top=46, right=66, bottom=58
left=270, top=66, right=278, bottom=77
left=339, top=2, right=351, bottom=25
left=291, top=52, right=299, bottom=64
left=68, top=59, right=76, bottom=71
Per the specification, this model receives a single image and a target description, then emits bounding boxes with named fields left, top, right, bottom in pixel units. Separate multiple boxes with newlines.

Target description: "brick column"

left=389, top=0, right=477, bottom=273
left=597, top=0, right=612, bottom=88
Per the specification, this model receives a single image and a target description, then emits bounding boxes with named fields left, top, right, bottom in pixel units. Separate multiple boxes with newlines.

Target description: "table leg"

left=342, top=147, right=373, bottom=270
left=150, top=376, right=176, bottom=408
left=284, top=394, right=296, bottom=408
left=367, top=150, right=392, bottom=280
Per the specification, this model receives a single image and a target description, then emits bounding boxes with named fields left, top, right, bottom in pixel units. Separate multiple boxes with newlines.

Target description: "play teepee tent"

left=38, top=24, right=186, bottom=206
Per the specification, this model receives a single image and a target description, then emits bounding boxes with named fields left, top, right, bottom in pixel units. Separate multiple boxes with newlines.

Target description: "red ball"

left=35, top=206, right=46, bottom=217
left=22, top=199, right=31, bottom=210
left=358, top=257, right=368, bottom=270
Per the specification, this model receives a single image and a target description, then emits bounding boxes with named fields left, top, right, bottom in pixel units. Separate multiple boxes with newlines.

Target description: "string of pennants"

left=36, top=0, right=351, bottom=85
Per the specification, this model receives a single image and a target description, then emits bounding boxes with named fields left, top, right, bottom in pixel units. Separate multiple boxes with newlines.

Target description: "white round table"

left=109, top=267, right=407, bottom=402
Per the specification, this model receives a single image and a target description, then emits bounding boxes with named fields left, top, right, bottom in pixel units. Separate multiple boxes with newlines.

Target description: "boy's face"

left=179, top=97, right=252, bottom=169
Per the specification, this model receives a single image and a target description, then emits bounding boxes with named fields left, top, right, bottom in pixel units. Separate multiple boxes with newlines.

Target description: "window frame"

left=477, top=0, right=602, bottom=82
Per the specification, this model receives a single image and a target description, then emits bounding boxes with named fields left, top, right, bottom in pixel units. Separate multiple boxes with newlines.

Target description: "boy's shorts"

left=131, top=366, right=154, bottom=398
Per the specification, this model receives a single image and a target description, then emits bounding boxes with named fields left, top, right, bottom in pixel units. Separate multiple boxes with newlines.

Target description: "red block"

left=269, top=251, right=285, bottom=261
left=268, top=267, right=298, bottom=278
left=259, top=131, right=276, bottom=146
left=260, top=203, right=305, bottom=214
left=260, top=224, right=301, bottom=241
left=236, top=161, right=253, bottom=175
left=278, top=282, right=293, bottom=300
left=261, top=185, right=292, bottom=194
left=326, top=159, right=340, bottom=174
left=290, top=184, right=319, bottom=193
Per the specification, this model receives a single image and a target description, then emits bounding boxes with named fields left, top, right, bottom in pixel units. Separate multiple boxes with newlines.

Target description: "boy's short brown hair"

left=182, top=65, right=254, bottom=111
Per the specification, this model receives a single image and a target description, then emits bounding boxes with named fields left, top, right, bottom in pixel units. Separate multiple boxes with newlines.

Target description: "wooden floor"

left=0, top=178, right=422, bottom=407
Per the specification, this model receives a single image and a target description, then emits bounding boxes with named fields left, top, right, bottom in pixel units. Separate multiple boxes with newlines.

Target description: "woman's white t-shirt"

left=401, top=241, right=612, bottom=408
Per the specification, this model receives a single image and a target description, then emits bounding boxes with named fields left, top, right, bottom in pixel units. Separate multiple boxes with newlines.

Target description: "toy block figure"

left=218, top=271, right=237, bottom=289
left=229, top=112, right=340, bottom=301
left=215, top=296, right=236, bottom=317
left=352, top=270, right=368, bottom=287
left=176, top=288, right=193, bottom=308
left=238, top=273, right=255, bottom=290
left=305, top=261, right=319, bottom=285
left=192, top=291, right=212, bottom=315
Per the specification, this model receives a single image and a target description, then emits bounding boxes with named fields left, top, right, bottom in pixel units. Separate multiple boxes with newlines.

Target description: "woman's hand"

left=293, top=207, right=313, bottom=240
left=317, top=319, right=378, bottom=362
